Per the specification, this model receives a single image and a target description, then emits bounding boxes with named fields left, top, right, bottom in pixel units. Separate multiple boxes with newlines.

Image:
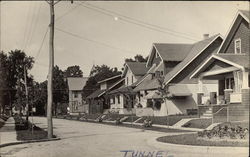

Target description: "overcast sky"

left=1, top=1, right=249, bottom=82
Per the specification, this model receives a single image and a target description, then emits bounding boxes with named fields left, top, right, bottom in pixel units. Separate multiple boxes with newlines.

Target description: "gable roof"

left=164, top=34, right=222, bottom=84
left=190, top=54, right=249, bottom=78
left=67, top=77, right=88, bottom=91
left=217, top=10, right=249, bottom=54
left=239, top=10, right=249, bottom=22
left=154, top=43, right=193, bottom=61
left=124, top=62, right=149, bottom=76
left=214, top=54, right=249, bottom=68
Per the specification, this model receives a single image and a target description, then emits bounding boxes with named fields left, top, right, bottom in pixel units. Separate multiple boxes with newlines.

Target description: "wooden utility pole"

left=24, top=65, right=29, bottom=121
left=47, top=0, right=55, bottom=139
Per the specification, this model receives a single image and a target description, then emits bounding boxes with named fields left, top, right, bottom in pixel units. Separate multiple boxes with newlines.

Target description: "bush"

left=115, top=118, right=122, bottom=125
left=143, top=118, right=153, bottom=128
left=198, top=122, right=249, bottom=140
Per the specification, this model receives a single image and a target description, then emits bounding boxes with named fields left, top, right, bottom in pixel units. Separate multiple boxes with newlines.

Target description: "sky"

left=1, top=1, right=249, bottom=82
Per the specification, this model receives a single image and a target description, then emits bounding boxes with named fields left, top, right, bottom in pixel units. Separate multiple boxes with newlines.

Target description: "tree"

left=0, top=52, right=10, bottom=114
left=53, top=65, right=68, bottom=115
left=125, top=54, right=148, bottom=63
left=83, top=64, right=122, bottom=97
left=4, top=50, right=34, bottom=116
left=64, top=65, right=83, bottom=77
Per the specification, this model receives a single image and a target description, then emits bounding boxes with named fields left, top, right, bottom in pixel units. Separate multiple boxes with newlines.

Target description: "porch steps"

left=173, top=118, right=199, bottom=127
left=201, top=107, right=213, bottom=118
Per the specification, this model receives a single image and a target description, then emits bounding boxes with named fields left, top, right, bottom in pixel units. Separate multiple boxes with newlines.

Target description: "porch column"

left=242, top=69, right=249, bottom=89
left=242, top=69, right=249, bottom=106
left=197, top=77, right=204, bottom=105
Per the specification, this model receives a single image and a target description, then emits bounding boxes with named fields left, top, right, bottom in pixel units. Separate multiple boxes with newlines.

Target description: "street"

left=0, top=117, right=248, bottom=157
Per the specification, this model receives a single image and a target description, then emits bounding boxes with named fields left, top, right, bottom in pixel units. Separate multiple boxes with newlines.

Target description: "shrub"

left=143, top=118, right=153, bottom=128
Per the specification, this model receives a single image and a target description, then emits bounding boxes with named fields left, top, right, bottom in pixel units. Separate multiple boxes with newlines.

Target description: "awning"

left=168, top=84, right=192, bottom=97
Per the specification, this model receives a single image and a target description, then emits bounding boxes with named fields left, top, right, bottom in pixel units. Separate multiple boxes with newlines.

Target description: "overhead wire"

left=79, top=2, right=199, bottom=41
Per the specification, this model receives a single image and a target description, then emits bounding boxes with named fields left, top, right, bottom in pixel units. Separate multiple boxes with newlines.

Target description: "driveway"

left=0, top=117, right=248, bottom=157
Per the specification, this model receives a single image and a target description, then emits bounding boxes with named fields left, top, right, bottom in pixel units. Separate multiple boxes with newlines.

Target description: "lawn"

left=14, top=116, right=52, bottom=141
left=157, top=133, right=249, bottom=147
left=136, top=115, right=198, bottom=126
left=182, top=118, right=212, bottom=129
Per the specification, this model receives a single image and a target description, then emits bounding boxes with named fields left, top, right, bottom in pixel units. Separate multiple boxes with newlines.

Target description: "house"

left=67, top=77, right=88, bottom=115
left=87, top=75, right=124, bottom=114
left=106, top=62, right=149, bottom=114
left=191, top=10, right=249, bottom=122
left=133, top=34, right=223, bottom=116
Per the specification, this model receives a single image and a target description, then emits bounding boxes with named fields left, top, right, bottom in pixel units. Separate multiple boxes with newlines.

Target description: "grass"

left=157, top=133, right=249, bottom=147
left=14, top=116, right=53, bottom=141
left=136, top=115, right=198, bottom=126
left=182, top=118, right=212, bottom=129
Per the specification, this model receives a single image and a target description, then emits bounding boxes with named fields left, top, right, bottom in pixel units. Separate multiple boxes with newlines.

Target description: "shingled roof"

left=215, top=54, right=250, bottom=69
left=164, top=34, right=222, bottom=84
left=125, top=62, right=149, bottom=76
left=154, top=43, right=193, bottom=62
left=67, top=77, right=88, bottom=91
left=239, top=10, right=249, bottom=20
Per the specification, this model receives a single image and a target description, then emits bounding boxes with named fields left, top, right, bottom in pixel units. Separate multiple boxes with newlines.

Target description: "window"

left=131, top=75, right=134, bottom=83
left=234, top=38, right=241, bottom=54
left=126, top=77, right=129, bottom=85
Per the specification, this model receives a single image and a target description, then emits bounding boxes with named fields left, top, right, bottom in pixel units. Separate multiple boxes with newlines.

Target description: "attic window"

left=234, top=38, right=241, bottom=54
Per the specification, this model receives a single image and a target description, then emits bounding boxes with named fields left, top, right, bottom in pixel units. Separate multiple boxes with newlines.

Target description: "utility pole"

left=24, top=65, right=29, bottom=121
left=47, top=0, right=55, bottom=139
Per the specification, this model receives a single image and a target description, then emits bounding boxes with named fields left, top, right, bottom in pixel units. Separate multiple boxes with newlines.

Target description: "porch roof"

left=107, top=85, right=135, bottom=95
left=191, top=54, right=249, bottom=79
left=168, top=84, right=192, bottom=97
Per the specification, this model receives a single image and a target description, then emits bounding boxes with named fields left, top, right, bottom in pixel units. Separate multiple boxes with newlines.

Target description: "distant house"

left=106, top=62, right=149, bottom=114
left=87, top=75, right=124, bottom=114
left=67, top=77, right=88, bottom=115
left=191, top=10, right=249, bottom=122
left=134, top=34, right=223, bottom=116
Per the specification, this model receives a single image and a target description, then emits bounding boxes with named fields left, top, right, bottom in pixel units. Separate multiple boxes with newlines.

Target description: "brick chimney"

left=203, top=34, right=209, bottom=39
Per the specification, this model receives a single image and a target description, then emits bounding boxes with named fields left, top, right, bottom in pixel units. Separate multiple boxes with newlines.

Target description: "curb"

left=148, top=133, right=249, bottom=155
left=0, top=137, right=61, bottom=148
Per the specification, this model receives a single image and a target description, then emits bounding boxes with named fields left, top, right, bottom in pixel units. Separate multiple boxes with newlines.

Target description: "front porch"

left=194, top=58, right=249, bottom=123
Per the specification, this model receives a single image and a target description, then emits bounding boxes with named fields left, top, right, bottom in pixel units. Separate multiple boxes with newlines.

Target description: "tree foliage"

left=64, top=65, right=83, bottom=77
left=125, top=54, right=148, bottom=63
left=83, top=64, right=121, bottom=97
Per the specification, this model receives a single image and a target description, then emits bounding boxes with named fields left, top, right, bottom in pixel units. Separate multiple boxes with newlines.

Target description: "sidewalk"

left=0, top=117, right=18, bottom=145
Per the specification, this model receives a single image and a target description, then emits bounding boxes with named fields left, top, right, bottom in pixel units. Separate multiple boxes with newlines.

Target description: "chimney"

left=203, top=34, right=209, bottom=39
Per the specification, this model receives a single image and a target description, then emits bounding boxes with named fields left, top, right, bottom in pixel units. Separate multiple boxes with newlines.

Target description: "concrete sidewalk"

left=0, top=117, right=18, bottom=145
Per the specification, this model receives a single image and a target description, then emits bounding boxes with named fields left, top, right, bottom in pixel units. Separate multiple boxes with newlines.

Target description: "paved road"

left=0, top=117, right=248, bottom=157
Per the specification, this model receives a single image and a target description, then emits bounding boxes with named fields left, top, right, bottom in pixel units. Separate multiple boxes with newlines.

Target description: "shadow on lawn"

left=13, top=115, right=56, bottom=141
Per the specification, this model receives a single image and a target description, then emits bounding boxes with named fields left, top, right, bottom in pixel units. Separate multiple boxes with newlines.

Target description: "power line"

left=25, top=3, right=43, bottom=53
left=55, top=1, right=84, bottom=22
left=22, top=3, right=32, bottom=50
left=79, top=3, right=199, bottom=41
left=85, top=2, right=198, bottom=39
left=33, top=27, right=49, bottom=64
left=55, top=27, right=135, bottom=55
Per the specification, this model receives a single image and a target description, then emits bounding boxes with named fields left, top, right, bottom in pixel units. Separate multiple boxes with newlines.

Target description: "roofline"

left=164, top=34, right=223, bottom=84
left=217, top=10, right=249, bottom=55
left=98, top=78, right=125, bottom=97
left=146, top=44, right=155, bottom=67
left=190, top=54, right=244, bottom=79
left=97, top=74, right=122, bottom=84
left=153, top=44, right=165, bottom=63
left=135, top=64, right=157, bottom=87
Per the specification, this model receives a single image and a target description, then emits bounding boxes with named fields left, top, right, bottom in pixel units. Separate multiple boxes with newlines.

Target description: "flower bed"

left=197, top=122, right=249, bottom=140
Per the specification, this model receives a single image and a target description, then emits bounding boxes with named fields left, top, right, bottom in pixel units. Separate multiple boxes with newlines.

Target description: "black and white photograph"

left=0, top=1, right=249, bottom=157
